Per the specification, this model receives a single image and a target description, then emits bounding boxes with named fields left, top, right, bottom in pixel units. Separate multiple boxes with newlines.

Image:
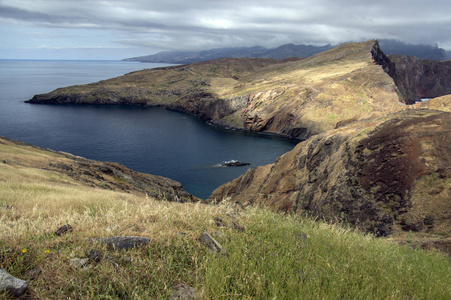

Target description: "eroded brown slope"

left=27, top=41, right=404, bottom=140
left=208, top=109, right=451, bottom=237
left=0, top=137, right=198, bottom=203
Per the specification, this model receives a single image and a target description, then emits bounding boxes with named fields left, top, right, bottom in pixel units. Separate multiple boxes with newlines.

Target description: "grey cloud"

left=1, top=0, right=450, bottom=51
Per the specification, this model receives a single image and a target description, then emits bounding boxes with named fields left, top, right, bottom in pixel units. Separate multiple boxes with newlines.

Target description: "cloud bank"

left=1, top=0, right=450, bottom=59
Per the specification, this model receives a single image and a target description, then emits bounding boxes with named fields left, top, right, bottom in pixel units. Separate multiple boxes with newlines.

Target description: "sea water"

left=0, top=60, right=298, bottom=199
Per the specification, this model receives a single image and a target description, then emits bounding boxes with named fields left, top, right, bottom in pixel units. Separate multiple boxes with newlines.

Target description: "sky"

left=1, top=0, right=451, bottom=60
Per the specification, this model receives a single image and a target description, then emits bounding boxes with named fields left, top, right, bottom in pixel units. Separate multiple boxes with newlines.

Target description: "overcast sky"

left=1, top=0, right=450, bottom=60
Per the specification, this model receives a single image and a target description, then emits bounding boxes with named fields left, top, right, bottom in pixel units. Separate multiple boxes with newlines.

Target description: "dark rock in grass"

left=232, top=222, right=245, bottom=232
left=297, top=233, right=308, bottom=240
left=86, top=250, right=104, bottom=263
left=54, top=224, right=73, bottom=236
left=0, top=269, right=28, bottom=297
left=169, top=282, right=198, bottom=300
left=214, top=217, right=226, bottom=227
left=69, top=258, right=89, bottom=269
left=105, top=255, right=120, bottom=268
left=213, top=231, right=227, bottom=239
left=198, top=232, right=222, bottom=253
left=90, top=236, right=150, bottom=251
left=25, top=267, right=42, bottom=281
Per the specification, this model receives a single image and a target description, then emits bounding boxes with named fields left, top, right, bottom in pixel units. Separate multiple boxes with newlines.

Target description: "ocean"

left=0, top=59, right=297, bottom=199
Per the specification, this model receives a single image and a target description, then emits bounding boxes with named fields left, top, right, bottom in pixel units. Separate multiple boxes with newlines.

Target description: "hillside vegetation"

left=209, top=109, right=451, bottom=241
left=28, top=41, right=404, bottom=140
left=1, top=137, right=450, bottom=299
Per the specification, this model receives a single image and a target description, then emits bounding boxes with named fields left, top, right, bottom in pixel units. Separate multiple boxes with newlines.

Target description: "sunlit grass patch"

left=202, top=208, right=451, bottom=299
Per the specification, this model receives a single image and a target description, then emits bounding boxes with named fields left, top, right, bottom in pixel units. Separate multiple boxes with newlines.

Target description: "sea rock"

left=0, top=269, right=28, bottom=297
left=89, top=236, right=150, bottom=251
left=218, top=160, right=250, bottom=167
left=198, top=232, right=222, bottom=253
left=209, top=109, right=451, bottom=237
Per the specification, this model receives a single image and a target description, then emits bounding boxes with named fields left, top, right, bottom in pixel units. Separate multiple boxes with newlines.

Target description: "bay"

left=0, top=60, right=298, bottom=199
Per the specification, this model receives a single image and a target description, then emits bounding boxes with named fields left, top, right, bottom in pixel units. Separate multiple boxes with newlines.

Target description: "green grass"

left=202, top=208, right=451, bottom=299
left=2, top=204, right=450, bottom=299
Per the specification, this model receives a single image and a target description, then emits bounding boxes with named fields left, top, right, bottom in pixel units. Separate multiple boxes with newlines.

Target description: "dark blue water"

left=0, top=60, right=298, bottom=199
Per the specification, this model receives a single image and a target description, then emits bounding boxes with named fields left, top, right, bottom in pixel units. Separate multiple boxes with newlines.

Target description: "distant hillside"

left=124, top=39, right=447, bottom=63
left=123, top=44, right=333, bottom=64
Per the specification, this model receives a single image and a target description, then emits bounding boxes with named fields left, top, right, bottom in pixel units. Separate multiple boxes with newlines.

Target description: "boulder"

left=0, top=269, right=28, bottom=297
left=54, top=224, right=73, bottom=236
left=198, top=232, right=222, bottom=253
left=90, top=236, right=150, bottom=251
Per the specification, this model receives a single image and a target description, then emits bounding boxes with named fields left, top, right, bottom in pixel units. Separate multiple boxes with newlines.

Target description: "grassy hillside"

left=27, top=41, right=404, bottom=140
left=1, top=138, right=450, bottom=299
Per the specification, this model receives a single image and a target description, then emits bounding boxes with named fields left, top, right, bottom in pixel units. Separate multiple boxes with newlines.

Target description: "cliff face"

left=0, top=137, right=198, bottom=203
left=208, top=109, right=451, bottom=237
left=27, top=41, right=404, bottom=140
left=388, top=55, right=451, bottom=104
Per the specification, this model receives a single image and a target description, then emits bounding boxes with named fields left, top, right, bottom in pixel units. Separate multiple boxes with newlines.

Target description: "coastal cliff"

left=208, top=109, right=451, bottom=237
left=0, top=137, right=198, bottom=203
left=27, top=41, right=404, bottom=140
left=388, top=55, right=451, bottom=104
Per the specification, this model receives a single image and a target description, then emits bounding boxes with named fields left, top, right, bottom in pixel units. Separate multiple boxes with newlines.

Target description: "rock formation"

left=388, top=55, right=451, bottom=104
left=208, top=109, right=451, bottom=237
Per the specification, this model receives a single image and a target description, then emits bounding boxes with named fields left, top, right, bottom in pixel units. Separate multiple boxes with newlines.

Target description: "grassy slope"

left=28, top=41, right=404, bottom=139
left=1, top=138, right=450, bottom=299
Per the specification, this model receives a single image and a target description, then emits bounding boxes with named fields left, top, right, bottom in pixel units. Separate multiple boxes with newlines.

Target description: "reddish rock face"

left=208, top=109, right=451, bottom=237
left=388, top=55, right=451, bottom=104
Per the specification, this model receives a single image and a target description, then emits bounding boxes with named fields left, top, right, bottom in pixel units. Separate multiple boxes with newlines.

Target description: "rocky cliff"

left=388, top=55, right=451, bottom=104
left=27, top=41, right=404, bottom=140
left=0, top=137, right=198, bottom=203
left=208, top=109, right=451, bottom=237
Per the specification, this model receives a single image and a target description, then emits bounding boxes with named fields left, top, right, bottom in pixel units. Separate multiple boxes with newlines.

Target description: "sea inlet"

left=0, top=59, right=298, bottom=199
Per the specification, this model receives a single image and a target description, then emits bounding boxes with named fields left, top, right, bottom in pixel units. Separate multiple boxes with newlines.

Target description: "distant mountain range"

left=123, top=39, right=448, bottom=64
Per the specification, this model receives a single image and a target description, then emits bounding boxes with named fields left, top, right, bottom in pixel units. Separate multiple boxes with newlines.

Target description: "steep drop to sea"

left=24, top=42, right=451, bottom=244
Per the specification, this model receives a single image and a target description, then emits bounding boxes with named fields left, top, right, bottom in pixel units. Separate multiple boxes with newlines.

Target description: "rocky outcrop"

left=208, top=110, right=451, bottom=237
left=388, top=55, right=451, bottom=104
left=27, top=41, right=404, bottom=140
left=0, top=137, right=198, bottom=203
